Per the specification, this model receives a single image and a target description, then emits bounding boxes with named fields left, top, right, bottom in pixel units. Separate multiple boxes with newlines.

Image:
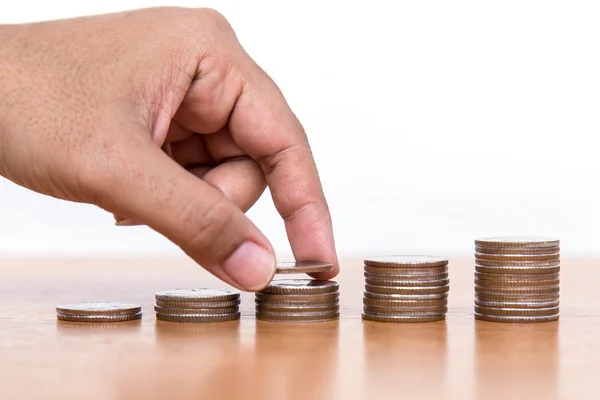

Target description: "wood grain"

left=0, top=256, right=597, bottom=399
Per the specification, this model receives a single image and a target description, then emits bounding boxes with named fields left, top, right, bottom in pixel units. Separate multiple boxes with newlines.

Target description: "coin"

left=475, top=285, right=559, bottom=295
left=154, top=288, right=240, bottom=302
left=365, top=278, right=450, bottom=287
left=362, top=313, right=445, bottom=323
left=475, top=259, right=560, bottom=267
left=365, top=284, right=449, bottom=295
left=275, top=261, right=333, bottom=275
left=155, top=299, right=241, bottom=309
left=260, top=279, right=339, bottom=295
left=474, top=306, right=559, bottom=317
left=475, top=293, right=560, bottom=302
left=256, top=304, right=339, bottom=313
left=364, top=255, right=448, bottom=268
left=154, top=305, right=238, bottom=315
left=475, top=246, right=560, bottom=255
left=475, top=299, right=560, bottom=309
left=364, top=291, right=448, bottom=300
left=474, top=272, right=560, bottom=281
left=156, top=312, right=241, bottom=323
left=475, top=252, right=560, bottom=261
left=256, top=311, right=339, bottom=322
left=56, top=302, right=141, bottom=316
left=363, top=297, right=447, bottom=309
left=255, top=292, right=339, bottom=303
left=474, top=313, right=559, bottom=323
left=57, top=312, right=142, bottom=323
left=363, top=306, right=447, bottom=315
left=474, top=237, right=560, bottom=248
left=474, top=278, right=559, bottom=288
left=363, top=271, right=449, bottom=281
left=364, top=266, right=448, bottom=275
left=475, top=265, right=560, bottom=275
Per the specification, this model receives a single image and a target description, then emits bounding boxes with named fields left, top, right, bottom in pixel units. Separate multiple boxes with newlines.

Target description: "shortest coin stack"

left=474, top=237, right=560, bottom=323
left=56, top=302, right=142, bottom=323
left=154, top=288, right=241, bottom=323
left=256, top=279, right=340, bottom=323
left=362, top=255, right=449, bottom=323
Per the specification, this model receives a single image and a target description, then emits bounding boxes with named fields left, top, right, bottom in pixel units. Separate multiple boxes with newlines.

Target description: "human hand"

left=0, top=7, right=338, bottom=291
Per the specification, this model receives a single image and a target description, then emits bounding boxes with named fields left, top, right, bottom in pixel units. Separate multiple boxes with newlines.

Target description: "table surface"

left=0, top=256, right=597, bottom=400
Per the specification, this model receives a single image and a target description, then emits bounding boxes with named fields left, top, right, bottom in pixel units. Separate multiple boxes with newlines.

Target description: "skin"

left=0, top=7, right=338, bottom=291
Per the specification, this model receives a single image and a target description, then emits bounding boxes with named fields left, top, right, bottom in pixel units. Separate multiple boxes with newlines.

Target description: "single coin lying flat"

left=275, top=261, right=334, bottom=275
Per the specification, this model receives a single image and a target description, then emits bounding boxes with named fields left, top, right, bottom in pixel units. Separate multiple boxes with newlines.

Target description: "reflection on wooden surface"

left=475, top=321, right=559, bottom=400
left=363, top=320, right=448, bottom=398
left=0, top=257, right=599, bottom=399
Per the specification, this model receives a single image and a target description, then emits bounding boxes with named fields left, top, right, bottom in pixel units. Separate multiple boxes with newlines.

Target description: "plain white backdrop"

left=1, top=1, right=599, bottom=258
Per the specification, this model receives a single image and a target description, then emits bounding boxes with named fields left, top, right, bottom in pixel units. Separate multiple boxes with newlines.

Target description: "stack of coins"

left=56, top=302, right=142, bottom=323
left=154, top=288, right=241, bottom=323
left=362, top=256, right=450, bottom=323
left=256, top=279, right=339, bottom=323
left=474, top=237, right=560, bottom=323
left=254, top=261, right=338, bottom=323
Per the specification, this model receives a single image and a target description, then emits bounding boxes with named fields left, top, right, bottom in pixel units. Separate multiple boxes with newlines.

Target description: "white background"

left=1, top=1, right=599, bottom=258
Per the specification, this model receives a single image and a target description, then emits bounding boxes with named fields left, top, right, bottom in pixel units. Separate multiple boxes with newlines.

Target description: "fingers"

left=104, top=141, right=276, bottom=291
left=199, top=157, right=266, bottom=213
left=226, top=63, right=339, bottom=279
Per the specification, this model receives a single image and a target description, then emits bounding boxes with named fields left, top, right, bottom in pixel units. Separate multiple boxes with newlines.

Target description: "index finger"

left=227, top=64, right=339, bottom=279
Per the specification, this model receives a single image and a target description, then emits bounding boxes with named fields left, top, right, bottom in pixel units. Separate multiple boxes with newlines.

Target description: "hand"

left=0, top=7, right=338, bottom=291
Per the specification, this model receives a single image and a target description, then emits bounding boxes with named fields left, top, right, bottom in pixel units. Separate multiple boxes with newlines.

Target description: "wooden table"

left=0, top=257, right=597, bottom=399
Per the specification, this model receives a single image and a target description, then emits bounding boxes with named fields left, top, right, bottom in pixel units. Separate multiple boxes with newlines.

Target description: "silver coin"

left=364, top=266, right=448, bottom=275
left=364, top=255, right=448, bottom=268
left=474, top=285, right=560, bottom=295
left=365, top=284, right=449, bottom=295
left=154, top=305, right=239, bottom=315
left=475, top=313, right=559, bottom=323
left=256, top=310, right=339, bottom=322
left=474, top=237, right=560, bottom=248
left=475, top=252, right=560, bottom=261
left=255, top=292, right=339, bottom=303
left=275, top=261, right=334, bottom=274
left=474, top=272, right=560, bottom=281
left=475, top=245, right=560, bottom=255
left=474, top=278, right=559, bottom=288
left=476, top=265, right=560, bottom=275
left=363, top=306, right=447, bottom=316
left=362, top=313, right=445, bottom=323
left=475, top=299, right=560, bottom=309
left=475, top=259, right=560, bottom=267
left=474, top=306, right=559, bottom=317
left=364, top=291, right=448, bottom=300
left=260, top=279, right=339, bottom=295
left=154, top=288, right=240, bottom=302
left=156, top=312, right=241, bottom=323
left=475, top=293, right=560, bottom=302
left=364, top=271, right=449, bottom=281
left=57, top=312, right=142, bottom=323
left=256, top=304, right=339, bottom=313
left=364, top=278, right=450, bottom=287
left=363, top=297, right=447, bottom=309
left=56, top=302, right=141, bottom=316
left=155, top=299, right=240, bottom=309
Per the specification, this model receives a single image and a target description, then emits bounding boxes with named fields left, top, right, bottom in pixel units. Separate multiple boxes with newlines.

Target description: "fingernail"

left=223, top=241, right=276, bottom=291
left=115, top=219, right=143, bottom=226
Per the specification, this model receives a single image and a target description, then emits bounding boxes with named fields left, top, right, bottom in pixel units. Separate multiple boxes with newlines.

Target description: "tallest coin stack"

left=474, top=237, right=560, bottom=323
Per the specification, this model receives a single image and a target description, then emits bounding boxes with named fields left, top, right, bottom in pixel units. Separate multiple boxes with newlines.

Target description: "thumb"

left=98, top=140, right=276, bottom=292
